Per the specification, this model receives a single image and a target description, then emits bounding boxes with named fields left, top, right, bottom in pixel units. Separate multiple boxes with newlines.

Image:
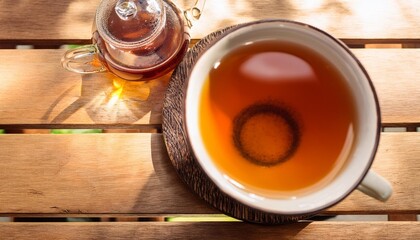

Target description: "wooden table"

left=0, top=0, right=419, bottom=239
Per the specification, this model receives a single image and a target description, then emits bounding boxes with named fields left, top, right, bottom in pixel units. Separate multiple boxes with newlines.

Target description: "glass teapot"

left=62, top=0, right=205, bottom=80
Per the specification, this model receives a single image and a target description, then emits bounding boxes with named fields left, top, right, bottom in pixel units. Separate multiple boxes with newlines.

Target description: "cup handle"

left=61, top=44, right=107, bottom=74
left=357, top=170, right=392, bottom=202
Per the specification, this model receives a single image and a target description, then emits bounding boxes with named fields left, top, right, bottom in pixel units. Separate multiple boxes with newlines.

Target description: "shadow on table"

left=42, top=73, right=169, bottom=127
left=129, top=134, right=215, bottom=215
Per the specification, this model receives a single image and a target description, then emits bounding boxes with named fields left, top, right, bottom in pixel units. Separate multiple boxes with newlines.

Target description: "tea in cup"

left=185, top=20, right=392, bottom=215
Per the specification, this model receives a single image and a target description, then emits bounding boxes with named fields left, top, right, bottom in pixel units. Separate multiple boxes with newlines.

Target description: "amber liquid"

left=94, top=1, right=189, bottom=80
left=199, top=40, right=357, bottom=197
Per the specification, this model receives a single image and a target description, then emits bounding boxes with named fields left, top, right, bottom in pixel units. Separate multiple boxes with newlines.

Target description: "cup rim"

left=184, top=19, right=381, bottom=215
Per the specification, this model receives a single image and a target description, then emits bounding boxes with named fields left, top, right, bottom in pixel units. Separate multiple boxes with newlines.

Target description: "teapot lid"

left=96, top=0, right=166, bottom=48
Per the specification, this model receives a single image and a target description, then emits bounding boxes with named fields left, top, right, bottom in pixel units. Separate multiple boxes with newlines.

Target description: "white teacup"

left=185, top=20, right=392, bottom=215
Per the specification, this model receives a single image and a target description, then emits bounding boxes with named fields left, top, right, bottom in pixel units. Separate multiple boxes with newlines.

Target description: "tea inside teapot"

left=107, top=0, right=166, bottom=43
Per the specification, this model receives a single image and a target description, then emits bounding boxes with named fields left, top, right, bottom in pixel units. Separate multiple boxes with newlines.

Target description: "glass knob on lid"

left=97, top=0, right=166, bottom=48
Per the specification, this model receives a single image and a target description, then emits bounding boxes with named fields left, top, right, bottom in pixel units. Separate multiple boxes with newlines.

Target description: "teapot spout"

left=184, top=0, right=206, bottom=28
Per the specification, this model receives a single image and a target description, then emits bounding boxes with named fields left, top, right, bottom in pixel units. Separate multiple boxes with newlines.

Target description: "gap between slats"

left=0, top=222, right=419, bottom=239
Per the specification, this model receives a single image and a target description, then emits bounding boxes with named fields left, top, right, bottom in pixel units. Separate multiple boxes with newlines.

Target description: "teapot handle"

left=61, top=44, right=107, bottom=74
left=184, top=0, right=206, bottom=28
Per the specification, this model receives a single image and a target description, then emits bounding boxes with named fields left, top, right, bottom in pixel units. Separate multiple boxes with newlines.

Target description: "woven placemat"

left=162, top=23, right=313, bottom=224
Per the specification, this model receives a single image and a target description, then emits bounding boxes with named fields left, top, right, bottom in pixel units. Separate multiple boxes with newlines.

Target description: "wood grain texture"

left=388, top=214, right=418, bottom=221
left=0, top=222, right=420, bottom=239
left=0, top=50, right=168, bottom=129
left=353, top=49, right=420, bottom=126
left=0, top=0, right=99, bottom=44
left=1, top=0, right=420, bottom=44
left=0, top=49, right=419, bottom=128
left=0, top=133, right=214, bottom=215
left=0, top=133, right=418, bottom=216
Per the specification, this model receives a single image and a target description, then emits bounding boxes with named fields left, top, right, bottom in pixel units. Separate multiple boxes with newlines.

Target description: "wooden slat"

left=0, top=222, right=419, bottom=239
left=0, top=0, right=99, bottom=45
left=0, top=133, right=213, bottom=215
left=0, top=49, right=419, bottom=128
left=388, top=214, right=418, bottom=221
left=354, top=49, right=420, bottom=126
left=1, top=0, right=420, bottom=44
left=0, top=50, right=168, bottom=129
left=0, top=133, right=418, bottom=215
